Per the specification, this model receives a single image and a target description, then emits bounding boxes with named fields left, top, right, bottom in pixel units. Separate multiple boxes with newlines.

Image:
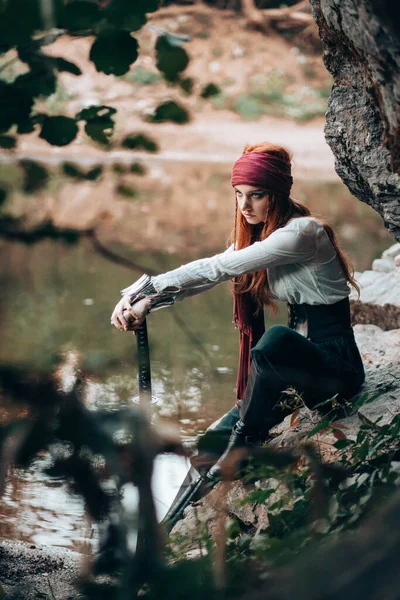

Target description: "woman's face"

left=234, top=184, right=269, bottom=224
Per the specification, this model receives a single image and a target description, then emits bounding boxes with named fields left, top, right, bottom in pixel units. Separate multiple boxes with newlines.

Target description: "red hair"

left=229, top=142, right=360, bottom=311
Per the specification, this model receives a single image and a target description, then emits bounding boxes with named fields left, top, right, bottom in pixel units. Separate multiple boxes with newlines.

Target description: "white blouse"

left=132, top=217, right=351, bottom=306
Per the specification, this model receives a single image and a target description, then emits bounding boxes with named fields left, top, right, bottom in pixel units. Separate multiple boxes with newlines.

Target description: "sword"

left=135, top=320, right=152, bottom=408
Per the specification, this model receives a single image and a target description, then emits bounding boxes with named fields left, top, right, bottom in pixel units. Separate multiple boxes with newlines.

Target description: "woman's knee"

left=252, top=325, right=294, bottom=363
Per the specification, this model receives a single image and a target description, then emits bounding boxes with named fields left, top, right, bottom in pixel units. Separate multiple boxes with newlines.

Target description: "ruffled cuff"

left=121, top=274, right=177, bottom=312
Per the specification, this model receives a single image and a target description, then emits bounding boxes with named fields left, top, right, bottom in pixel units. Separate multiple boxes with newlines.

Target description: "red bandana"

left=231, top=151, right=293, bottom=196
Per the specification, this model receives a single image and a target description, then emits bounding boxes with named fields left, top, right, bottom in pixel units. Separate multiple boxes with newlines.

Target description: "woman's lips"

left=244, top=213, right=255, bottom=217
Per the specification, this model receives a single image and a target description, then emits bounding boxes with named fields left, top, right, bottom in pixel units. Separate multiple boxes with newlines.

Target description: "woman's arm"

left=111, top=220, right=316, bottom=330
left=111, top=245, right=234, bottom=331
left=151, top=223, right=316, bottom=293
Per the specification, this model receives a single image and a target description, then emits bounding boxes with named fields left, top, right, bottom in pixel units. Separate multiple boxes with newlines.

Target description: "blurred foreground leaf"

left=55, top=57, right=82, bottom=76
left=63, top=0, right=102, bottom=32
left=0, top=82, right=34, bottom=133
left=0, top=188, right=7, bottom=206
left=90, top=31, right=139, bottom=76
left=121, top=133, right=159, bottom=152
left=130, top=162, right=146, bottom=175
left=20, top=160, right=49, bottom=193
left=105, top=0, right=147, bottom=31
left=77, top=106, right=117, bottom=146
left=0, top=135, right=16, bottom=149
left=148, top=100, right=190, bottom=124
left=201, top=83, right=222, bottom=98
left=62, top=162, right=104, bottom=181
left=39, top=116, right=79, bottom=146
left=156, top=35, right=189, bottom=82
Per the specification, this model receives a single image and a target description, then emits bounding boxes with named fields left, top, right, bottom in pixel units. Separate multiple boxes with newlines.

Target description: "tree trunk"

left=241, top=0, right=266, bottom=28
left=310, top=0, right=400, bottom=242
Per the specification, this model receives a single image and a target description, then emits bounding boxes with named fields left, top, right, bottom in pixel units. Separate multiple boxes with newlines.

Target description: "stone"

left=350, top=252, right=400, bottom=329
left=171, top=325, right=400, bottom=542
left=382, top=243, right=400, bottom=259
left=371, top=258, right=396, bottom=273
left=310, top=0, right=400, bottom=242
left=353, top=325, right=400, bottom=427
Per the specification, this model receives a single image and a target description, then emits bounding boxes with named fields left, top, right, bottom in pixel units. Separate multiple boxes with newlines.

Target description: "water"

left=0, top=179, right=393, bottom=553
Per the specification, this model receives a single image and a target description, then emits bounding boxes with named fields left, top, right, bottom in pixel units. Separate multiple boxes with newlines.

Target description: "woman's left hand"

left=111, top=297, right=151, bottom=331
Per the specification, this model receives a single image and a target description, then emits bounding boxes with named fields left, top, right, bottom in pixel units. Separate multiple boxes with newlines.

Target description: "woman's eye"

left=252, top=193, right=262, bottom=199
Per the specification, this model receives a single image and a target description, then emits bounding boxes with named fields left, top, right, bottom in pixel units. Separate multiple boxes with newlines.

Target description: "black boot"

left=206, top=419, right=262, bottom=482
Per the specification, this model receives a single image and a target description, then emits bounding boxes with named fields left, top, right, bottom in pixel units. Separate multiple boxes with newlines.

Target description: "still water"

left=0, top=190, right=393, bottom=553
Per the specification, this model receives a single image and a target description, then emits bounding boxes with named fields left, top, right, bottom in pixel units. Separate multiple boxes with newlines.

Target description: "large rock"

left=350, top=243, right=400, bottom=329
left=0, top=540, right=81, bottom=599
left=171, top=324, right=400, bottom=539
left=310, top=0, right=400, bottom=242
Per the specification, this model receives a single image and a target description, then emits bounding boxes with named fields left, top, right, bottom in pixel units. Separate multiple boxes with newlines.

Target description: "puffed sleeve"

left=151, top=221, right=316, bottom=295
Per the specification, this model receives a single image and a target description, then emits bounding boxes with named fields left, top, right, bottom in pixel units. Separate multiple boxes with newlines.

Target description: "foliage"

left=0, top=0, right=202, bottom=149
left=148, top=100, right=190, bottom=124
left=121, top=133, right=159, bottom=152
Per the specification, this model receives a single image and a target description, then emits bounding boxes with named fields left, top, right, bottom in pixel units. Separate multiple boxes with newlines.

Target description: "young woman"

left=111, top=142, right=365, bottom=480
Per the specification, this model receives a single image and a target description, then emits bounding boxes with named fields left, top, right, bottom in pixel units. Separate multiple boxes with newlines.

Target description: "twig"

left=90, top=230, right=157, bottom=275
left=47, top=577, right=57, bottom=600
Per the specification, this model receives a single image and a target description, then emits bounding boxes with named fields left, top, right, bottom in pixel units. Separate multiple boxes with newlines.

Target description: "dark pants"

left=240, top=325, right=365, bottom=433
left=198, top=323, right=364, bottom=455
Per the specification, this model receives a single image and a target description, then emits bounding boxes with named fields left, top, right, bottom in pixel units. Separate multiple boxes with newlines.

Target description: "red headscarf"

left=231, top=151, right=293, bottom=402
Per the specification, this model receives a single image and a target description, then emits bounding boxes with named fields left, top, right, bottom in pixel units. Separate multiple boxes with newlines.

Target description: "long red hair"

left=229, top=142, right=360, bottom=311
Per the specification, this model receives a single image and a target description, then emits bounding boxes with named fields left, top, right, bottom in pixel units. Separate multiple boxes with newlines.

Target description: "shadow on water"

left=0, top=174, right=394, bottom=552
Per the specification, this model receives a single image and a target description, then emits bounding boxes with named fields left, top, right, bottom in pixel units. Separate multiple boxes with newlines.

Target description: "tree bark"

left=310, top=0, right=400, bottom=242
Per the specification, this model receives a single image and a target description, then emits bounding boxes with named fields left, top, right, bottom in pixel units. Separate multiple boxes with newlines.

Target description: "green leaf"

left=117, top=184, right=138, bottom=198
left=156, top=35, right=189, bottom=82
left=39, top=116, right=79, bottom=146
left=130, top=162, right=146, bottom=175
left=148, top=100, right=190, bottom=124
left=17, top=118, right=36, bottom=134
left=55, top=57, right=82, bottom=76
left=134, top=0, right=159, bottom=13
left=0, top=0, right=41, bottom=46
left=85, top=119, right=114, bottom=145
left=86, top=166, right=103, bottom=180
left=306, top=418, right=333, bottom=439
left=121, top=133, right=158, bottom=152
left=14, top=69, right=57, bottom=98
left=179, top=76, right=194, bottom=95
left=354, top=390, right=384, bottom=409
left=201, top=83, right=222, bottom=98
left=77, top=106, right=116, bottom=145
left=64, top=0, right=101, bottom=32
left=90, top=31, right=139, bottom=76
left=105, top=0, right=147, bottom=31
left=76, top=105, right=117, bottom=121
left=333, top=439, right=353, bottom=450
left=20, top=160, right=49, bottom=194
left=62, top=162, right=104, bottom=180
left=0, top=187, right=8, bottom=206
left=0, top=135, right=16, bottom=149
left=62, top=162, right=82, bottom=178
left=0, top=82, right=34, bottom=133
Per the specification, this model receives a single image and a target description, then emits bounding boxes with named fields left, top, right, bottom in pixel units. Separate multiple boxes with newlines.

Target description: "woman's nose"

left=242, top=197, right=251, bottom=209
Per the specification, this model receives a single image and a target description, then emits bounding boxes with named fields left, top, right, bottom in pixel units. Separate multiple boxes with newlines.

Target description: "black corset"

left=287, top=297, right=352, bottom=342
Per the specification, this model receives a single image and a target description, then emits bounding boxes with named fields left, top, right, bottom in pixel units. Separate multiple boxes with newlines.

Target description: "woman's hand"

left=110, top=297, right=151, bottom=331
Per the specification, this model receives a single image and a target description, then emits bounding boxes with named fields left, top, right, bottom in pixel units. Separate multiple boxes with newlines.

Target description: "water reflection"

left=0, top=456, right=96, bottom=554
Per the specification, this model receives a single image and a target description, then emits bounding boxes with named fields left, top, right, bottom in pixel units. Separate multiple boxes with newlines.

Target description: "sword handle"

left=136, top=319, right=152, bottom=407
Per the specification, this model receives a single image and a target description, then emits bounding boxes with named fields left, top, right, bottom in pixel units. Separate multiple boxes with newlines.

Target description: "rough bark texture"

left=310, top=0, right=400, bottom=242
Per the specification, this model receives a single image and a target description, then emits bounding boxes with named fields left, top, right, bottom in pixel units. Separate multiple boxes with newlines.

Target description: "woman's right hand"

left=110, top=296, right=134, bottom=331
